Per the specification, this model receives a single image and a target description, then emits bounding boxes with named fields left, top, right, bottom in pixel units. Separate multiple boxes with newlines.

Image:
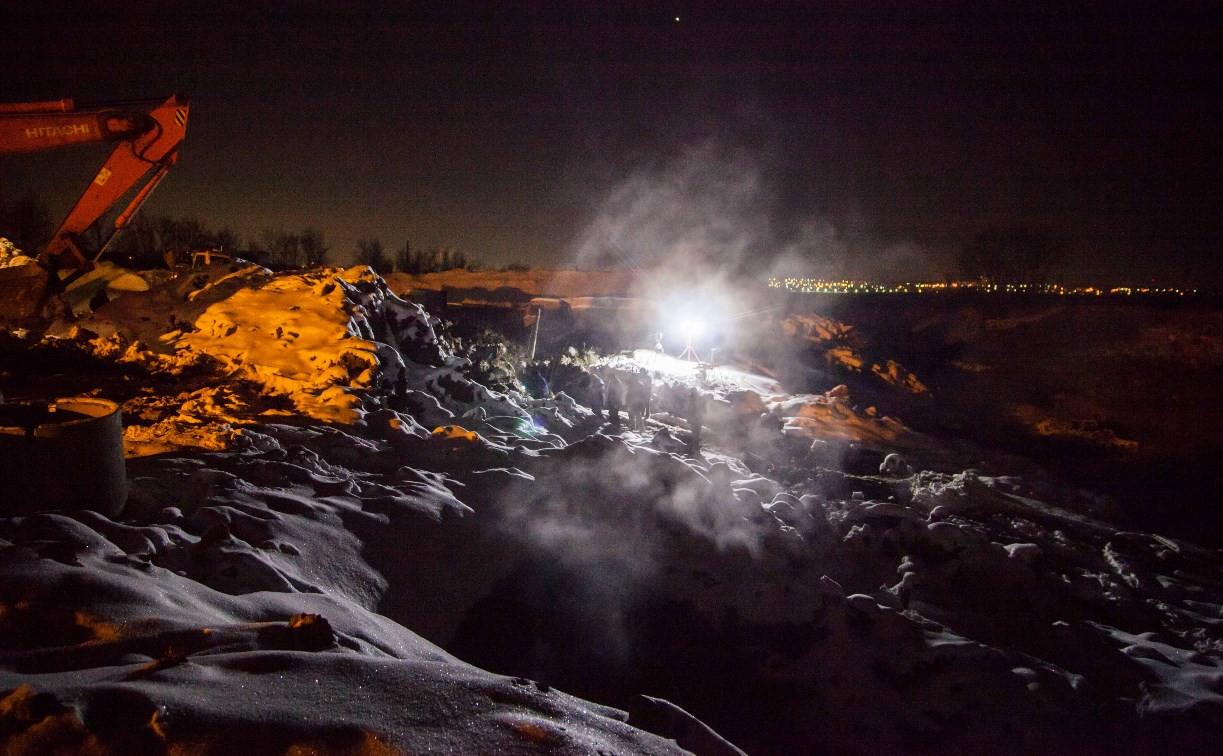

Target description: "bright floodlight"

left=680, top=319, right=703, bottom=339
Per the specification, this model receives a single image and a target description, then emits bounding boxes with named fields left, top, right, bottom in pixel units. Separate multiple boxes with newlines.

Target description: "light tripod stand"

left=678, top=334, right=700, bottom=362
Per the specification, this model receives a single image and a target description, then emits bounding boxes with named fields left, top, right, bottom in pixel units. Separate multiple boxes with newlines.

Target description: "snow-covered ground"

left=2, top=263, right=1222, bottom=754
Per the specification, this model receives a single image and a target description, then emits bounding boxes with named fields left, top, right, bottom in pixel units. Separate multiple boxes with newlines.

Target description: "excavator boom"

left=0, top=98, right=146, bottom=152
left=0, top=93, right=190, bottom=271
left=0, top=93, right=189, bottom=326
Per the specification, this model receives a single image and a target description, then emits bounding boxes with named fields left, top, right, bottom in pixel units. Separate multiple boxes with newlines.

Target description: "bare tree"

left=390, top=241, right=475, bottom=273
left=211, top=227, right=243, bottom=253
left=395, top=240, right=412, bottom=273
left=154, top=216, right=210, bottom=253
left=299, top=227, right=329, bottom=267
left=260, top=228, right=306, bottom=269
left=109, top=213, right=160, bottom=267
left=355, top=238, right=392, bottom=274
left=0, top=190, right=53, bottom=254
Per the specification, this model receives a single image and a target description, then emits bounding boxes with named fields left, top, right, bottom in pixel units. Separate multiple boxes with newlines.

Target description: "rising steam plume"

left=570, top=141, right=941, bottom=288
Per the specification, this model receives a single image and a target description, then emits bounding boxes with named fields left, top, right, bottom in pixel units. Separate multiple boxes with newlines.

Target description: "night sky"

left=2, top=1, right=1220, bottom=286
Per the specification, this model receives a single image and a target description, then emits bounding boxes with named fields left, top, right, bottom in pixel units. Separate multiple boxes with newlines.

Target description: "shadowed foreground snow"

left=2, top=264, right=1222, bottom=754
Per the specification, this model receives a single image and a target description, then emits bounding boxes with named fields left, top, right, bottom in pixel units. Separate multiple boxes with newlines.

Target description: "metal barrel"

left=0, top=397, right=127, bottom=517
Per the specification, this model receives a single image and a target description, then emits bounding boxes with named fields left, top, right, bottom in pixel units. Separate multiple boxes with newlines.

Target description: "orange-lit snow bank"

left=65, top=265, right=530, bottom=452
left=778, top=392, right=910, bottom=444
left=0, top=237, right=34, bottom=268
left=781, top=312, right=856, bottom=343
left=171, top=266, right=526, bottom=428
left=1012, top=403, right=1139, bottom=449
left=783, top=314, right=930, bottom=395
left=174, top=267, right=381, bottom=423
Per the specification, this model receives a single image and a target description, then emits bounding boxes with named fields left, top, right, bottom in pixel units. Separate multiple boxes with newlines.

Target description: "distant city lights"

left=767, top=278, right=1201, bottom=297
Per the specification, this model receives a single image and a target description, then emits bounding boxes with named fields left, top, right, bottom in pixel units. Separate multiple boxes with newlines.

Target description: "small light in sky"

left=674, top=16, right=680, bottom=23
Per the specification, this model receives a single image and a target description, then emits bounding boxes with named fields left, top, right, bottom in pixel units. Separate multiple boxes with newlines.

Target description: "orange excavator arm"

left=0, top=93, right=190, bottom=273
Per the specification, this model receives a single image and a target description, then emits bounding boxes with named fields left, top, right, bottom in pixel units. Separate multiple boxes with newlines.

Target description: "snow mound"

left=0, top=422, right=690, bottom=754
left=45, top=266, right=551, bottom=455
left=5, top=266, right=1223, bottom=754
left=0, top=237, right=34, bottom=269
left=774, top=392, right=912, bottom=446
left=782, top=313, right=929, bottom=395
left=174, top=268, right=395, bottom=423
